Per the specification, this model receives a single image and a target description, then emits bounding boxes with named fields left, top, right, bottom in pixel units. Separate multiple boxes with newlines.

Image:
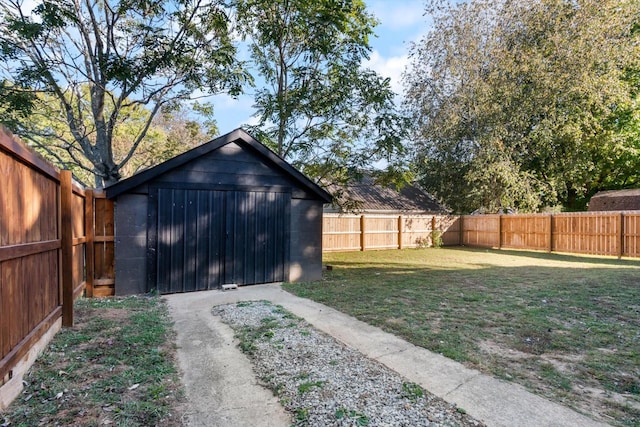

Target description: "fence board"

left=624, top=214, right=640, bottom=257
left=501, top=214, right=550, bottom=251
left=92, top=195, right=115, bottom=295
left=460, top=215, right=500, bottom=248
left=323, top=214, right=361, bottom=251
left=0, top=136, right=64, bottom=381
left=552, top=212, right=619, bottom=256
left=401, top=215, right=432, bottom=247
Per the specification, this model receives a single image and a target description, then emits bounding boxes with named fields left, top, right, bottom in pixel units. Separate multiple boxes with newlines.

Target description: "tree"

left=231, top=0, right=409, bottom=184
left=113, top=101, right=217, bottom=179
left=404, top=0, right=640, bottom=213
left=0, top=0, right=247, bottom=187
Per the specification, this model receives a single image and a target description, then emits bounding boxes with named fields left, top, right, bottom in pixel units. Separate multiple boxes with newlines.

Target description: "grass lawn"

left=283, top=247, right=640, bottom=426
left=2, top=296, right=184, bottom=426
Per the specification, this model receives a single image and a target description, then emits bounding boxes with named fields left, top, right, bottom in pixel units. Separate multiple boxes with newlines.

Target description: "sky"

left=211, top=0, right=429, bottom=135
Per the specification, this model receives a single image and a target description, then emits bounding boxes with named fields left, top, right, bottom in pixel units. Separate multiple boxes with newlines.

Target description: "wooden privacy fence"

left=323, top=213, right=461, bottom=252
left=0, top=128, right=114, bottom=396
left=323, top=212, right=640, bottom=258
left=460, top=212, right=640, bottom=258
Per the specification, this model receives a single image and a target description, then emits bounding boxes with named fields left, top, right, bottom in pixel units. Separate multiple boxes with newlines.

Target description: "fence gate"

left=149, top=187, right=289, bottom=294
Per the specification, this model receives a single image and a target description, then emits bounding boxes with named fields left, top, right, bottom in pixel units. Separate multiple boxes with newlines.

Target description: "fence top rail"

left=323, top=213, right=452, bottom=219
left=0, top=127, right=87, bottom=196
left=554, top=211, right=640, bottom=217
left=0, top=126, right=60, bottom=181
left=461, top=211, right=640, bottom=219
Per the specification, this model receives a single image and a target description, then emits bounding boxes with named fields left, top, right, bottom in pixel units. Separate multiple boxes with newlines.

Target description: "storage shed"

left=105, top=129, right=332, bottom=295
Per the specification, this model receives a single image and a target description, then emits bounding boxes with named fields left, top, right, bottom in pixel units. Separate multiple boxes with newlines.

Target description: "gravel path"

left=214, top=301, right=486, bottom=427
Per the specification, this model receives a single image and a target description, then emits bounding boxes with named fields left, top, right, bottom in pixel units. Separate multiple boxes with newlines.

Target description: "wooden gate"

left=149, top=188, right=289, bottom=294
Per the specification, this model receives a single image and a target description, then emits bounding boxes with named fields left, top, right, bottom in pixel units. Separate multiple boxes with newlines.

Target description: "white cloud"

left=364, top=50, right=409, bottom=96
left=21, top=0, right=39, bottom=14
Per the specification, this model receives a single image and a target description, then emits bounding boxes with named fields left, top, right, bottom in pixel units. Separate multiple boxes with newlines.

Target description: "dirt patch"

left=479, top=340, right=532, bottom=361
left=479, top=338, right=640, bottom=424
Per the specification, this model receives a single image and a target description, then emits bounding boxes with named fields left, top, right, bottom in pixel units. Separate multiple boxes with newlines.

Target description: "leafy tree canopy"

left=0, top=0, right=248, bottom=187
left=404, top=0, right=640, bottom=213
left=232, top=0, right=410, bottom=186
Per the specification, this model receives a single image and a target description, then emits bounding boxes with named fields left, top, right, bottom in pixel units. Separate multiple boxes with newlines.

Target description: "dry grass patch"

left=2, top=295, right=185, bottom=426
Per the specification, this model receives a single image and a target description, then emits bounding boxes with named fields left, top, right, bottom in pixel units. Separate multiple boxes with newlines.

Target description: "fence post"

left=547, top=214, right=553, bottom=252
left=431, top=216, right=437, bottom=247
left=618, top=212, right=624, bottom=258
left=85, top=189, right=95, bottom=298
left=60, top=171, right=74, bottom=327
left=498, top=215, right=503, bottom=249
left=360, top=215, right=366, bottom=251
left=459, top=215, right=464, bottom=246
left=397, top=215, right=403, bottom=249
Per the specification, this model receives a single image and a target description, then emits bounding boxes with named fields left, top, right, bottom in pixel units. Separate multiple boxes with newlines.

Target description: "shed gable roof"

left=326, top=174, right=448, bottom=213
left=588, top=188, right=640, bottom=211
left=105, top=128, right=332, bottom=202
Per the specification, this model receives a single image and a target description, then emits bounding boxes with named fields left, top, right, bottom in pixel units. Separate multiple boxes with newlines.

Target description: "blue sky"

left=211, top=0, right=429, bottom=135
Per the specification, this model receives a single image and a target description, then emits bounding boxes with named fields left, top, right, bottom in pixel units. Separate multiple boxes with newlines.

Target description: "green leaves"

left=0, top=0, right=246, bottom=187
left=233, top=0, right=408, bottom=188
left=406, top=0, right=640, bottom=213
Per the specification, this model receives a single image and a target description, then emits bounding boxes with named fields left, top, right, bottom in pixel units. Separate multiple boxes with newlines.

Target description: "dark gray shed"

left=105, top=128, right=332, bottom=295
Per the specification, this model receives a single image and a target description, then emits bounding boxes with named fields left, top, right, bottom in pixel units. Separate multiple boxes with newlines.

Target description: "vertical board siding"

left=153, top=188, right=288, bottom=293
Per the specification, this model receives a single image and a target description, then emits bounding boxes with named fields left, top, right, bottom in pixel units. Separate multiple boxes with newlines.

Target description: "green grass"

left=283, top=247, right=640, bottom=425
left=3, top=295, right=184, bottom=426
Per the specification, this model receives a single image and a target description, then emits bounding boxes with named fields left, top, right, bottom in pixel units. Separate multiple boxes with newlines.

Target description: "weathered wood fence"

left=323, top=212, right=640, bottom=258
left=0, top=128, right=114, bottom=407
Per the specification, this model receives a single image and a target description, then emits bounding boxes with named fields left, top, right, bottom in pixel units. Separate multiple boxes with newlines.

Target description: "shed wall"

left=290, top=199, right=324, bottom=282
left=114, top=193, right=147, bottom=295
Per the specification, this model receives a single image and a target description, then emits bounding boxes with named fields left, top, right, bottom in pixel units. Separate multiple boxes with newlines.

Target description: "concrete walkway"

left=165, top=284, right=609, bottom=427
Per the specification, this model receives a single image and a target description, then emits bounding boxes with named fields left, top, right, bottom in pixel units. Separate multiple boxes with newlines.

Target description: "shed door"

left=150, top=188, right=289, bottom=294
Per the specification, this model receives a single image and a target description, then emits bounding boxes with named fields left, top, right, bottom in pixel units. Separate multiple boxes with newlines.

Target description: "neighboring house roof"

left=588, top=189, right=640, bottom=211
left=105, top=128, right=332, bottom=203
left=325, top=174, right=448, bottom=214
